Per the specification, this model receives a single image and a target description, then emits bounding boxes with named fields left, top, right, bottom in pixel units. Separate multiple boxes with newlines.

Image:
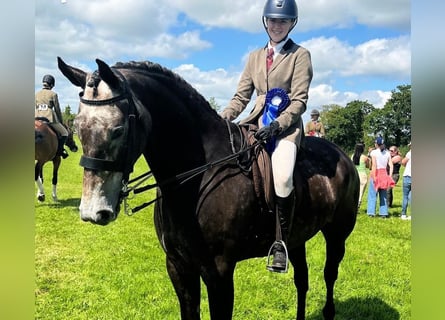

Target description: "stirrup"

left=266, top=240, right=289, bottom=273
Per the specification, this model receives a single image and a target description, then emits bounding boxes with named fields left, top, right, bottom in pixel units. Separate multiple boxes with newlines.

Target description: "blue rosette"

left=261, top=88, right=290, bottom=153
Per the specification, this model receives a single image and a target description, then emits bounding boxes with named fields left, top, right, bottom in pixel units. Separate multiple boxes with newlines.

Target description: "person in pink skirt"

left=366, top=136, right=395, bottom=218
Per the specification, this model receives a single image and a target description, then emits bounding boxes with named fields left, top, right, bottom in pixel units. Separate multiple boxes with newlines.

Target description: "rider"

left=35, top=74, right=69, bottom=159
left=304, top=109, right=325, bottom=138
left=220, top=0, right=313, bottom=272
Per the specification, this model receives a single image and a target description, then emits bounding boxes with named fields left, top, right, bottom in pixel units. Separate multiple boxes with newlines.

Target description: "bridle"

left=77, top=69, right=263, bottom=216
left=77, top=69, right=138, bottom=196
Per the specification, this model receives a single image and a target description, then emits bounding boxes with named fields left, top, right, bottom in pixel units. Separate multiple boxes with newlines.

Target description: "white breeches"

left=271, top=139, right=297, bottom=197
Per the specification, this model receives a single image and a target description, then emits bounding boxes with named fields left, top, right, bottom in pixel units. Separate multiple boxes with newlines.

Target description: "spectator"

left=387, top=146, right=403, bottom=207
left=401, top=142, right=412, bottom=220
left=351, top=143, right=369, bottom=209
left=366, top=136, right=395, bottom=218
left=304, top=109, right=325, bottom=138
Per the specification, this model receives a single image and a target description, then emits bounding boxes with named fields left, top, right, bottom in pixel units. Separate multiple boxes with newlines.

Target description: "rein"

left=122, top=122, right=262, bottom=215
left=78, top=69, right=262, bottom=216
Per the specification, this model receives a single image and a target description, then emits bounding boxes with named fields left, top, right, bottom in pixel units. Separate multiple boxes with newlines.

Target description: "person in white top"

left=366, top=136, right=395, bottom=218
left=401, top=142, right=412, bottom=220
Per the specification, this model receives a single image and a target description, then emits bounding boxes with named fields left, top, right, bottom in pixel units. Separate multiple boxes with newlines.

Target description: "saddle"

left=35, top=117, right=61, bottom=138
left=239, top=124, right=275, bottom=213
left=239, top=124, right=307, bottom=215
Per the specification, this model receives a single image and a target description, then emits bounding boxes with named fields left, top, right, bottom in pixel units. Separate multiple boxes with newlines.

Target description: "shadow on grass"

left=47, top=197, right=81, bottom=209
left=307, top=297, right=400, bottom=320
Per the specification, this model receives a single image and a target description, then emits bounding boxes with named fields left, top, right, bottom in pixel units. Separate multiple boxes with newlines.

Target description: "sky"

left=35, top=0, right=411, bottom=124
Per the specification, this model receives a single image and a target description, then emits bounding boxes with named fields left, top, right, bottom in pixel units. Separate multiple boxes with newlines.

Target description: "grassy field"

left=35, top=140, right=411, bottom=319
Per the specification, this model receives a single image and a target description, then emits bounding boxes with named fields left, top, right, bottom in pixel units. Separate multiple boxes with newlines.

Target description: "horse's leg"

left=51, top=157, right=61, bottom=202
left=289, top=245, right=309, bottom=320
left=166, top=257, right=201, bottom=320
left=35, top=162, right=45, bottom=202
left=203, top=259, right=235, bottom=320
left=321, top=226, right=347, bottom=320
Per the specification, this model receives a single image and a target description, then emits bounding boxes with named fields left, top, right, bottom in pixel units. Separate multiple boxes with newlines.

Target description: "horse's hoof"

left=38, top=194, right=45, bottom=202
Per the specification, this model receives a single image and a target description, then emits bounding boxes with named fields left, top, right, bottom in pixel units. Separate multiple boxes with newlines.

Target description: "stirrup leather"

left=266, top=240, right=289, bottom=273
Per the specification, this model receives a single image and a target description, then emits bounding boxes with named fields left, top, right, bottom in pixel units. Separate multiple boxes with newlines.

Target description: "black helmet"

left=263, top=0, right=298, bottom=21
left=42, top=74, right=55, bottom=87
left=310, top=109, right=320, bottom=116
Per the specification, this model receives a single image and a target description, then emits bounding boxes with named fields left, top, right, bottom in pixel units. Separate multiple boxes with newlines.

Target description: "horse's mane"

left=113, top=61, right=220, bottom=120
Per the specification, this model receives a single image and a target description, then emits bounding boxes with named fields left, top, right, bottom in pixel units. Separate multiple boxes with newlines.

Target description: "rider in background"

left=304, top=109, right=325, bottom=138
left=220, top=0, right=313, bottom=272
left=35, top=74, right=69, bottom=159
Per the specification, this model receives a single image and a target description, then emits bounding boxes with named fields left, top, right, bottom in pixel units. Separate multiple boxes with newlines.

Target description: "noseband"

left=78, top=69, right=137, bottom=185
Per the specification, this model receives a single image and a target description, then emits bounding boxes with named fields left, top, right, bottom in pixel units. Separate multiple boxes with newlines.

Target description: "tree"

left=322, top=101, right=375, bottom=152
left=320, top=104, right=346, bottom=144
left=383, top=84, right=411, bottom=146
left=363, top=85, right=411, bottom=147
left=62, top=105, right=76, bottom=130
left=208, top=97, right=221, bottom=111
left=311, top=85, right=410, bottom=153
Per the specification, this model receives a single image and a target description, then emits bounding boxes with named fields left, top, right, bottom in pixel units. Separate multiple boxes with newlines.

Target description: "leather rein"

left=78, top=70, right=262, bottom=216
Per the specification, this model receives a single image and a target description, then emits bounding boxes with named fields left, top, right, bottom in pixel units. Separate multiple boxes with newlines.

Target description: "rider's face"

left=266, top=18, right=293, bottom=43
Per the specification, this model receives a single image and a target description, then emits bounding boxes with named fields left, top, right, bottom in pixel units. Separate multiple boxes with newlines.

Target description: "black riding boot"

left=58, top=136, right=69, bottom=159
left=267, top=190, right=295, bottom=273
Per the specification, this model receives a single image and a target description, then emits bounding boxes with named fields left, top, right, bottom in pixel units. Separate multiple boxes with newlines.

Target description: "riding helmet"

left=311, top=109, right=320, bottom=116
left=42, top=74, right=55, bottom=87
left=263, top=0, right=298, bottom=24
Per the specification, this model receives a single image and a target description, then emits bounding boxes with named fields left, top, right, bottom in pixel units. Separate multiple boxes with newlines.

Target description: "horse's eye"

left=111, top=126, right=125, bottom=140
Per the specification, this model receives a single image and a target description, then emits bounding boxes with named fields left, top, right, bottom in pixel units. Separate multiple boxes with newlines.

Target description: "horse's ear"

left=96, top=59, right=120, bottom=91
left=57, top=57, right=87, bottom=88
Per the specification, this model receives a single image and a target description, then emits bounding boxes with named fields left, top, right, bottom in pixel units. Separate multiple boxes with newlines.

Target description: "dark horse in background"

left=35, top=118, right=78, bottom=202
left=58, top=57, right=358, bottom=320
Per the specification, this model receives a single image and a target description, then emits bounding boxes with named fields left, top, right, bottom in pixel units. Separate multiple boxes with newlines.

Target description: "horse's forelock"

left=86, top=70, right=101, bottom=87
left=85, top=71, right=100, bottom=97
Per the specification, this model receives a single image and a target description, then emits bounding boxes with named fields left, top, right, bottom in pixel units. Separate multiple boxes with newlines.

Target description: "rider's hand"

left=254, top=121, right=281, bottom=141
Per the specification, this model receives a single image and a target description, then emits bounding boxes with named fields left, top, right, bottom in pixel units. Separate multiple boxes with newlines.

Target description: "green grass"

left=35, top=140, right=411, bottom=319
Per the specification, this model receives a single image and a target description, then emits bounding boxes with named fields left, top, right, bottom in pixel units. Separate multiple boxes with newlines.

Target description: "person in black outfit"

left=387, top=146, right=402, bottom=207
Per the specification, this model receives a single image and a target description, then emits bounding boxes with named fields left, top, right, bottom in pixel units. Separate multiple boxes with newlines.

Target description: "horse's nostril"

left=96, top=210, right=113, bottom=225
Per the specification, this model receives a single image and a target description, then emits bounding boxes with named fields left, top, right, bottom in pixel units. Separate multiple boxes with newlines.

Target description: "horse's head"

left=58, top=57, right=143, bottom=225
left=65, top=126, right=78, bottom=152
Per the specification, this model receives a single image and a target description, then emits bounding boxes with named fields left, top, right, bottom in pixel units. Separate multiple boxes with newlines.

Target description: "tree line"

left=319, top=84, right=411, bottom=154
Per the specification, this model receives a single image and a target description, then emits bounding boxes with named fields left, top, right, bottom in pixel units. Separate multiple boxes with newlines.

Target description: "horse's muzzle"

left=80, top=209, right=116, bottom=226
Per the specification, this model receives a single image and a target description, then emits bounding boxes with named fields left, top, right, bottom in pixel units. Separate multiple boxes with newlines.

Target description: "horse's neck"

left=144, top=116, right=234, bottom=186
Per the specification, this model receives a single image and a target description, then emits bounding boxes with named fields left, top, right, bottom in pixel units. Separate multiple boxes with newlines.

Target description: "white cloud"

left=302, top=35, right=410, bottom=84
left=308, top=84, right=390, bottom=109
left=35, top=0, right=410, bottom=117
left=345, top=36, right=411, bottom=77
left=167, top=0, right=264, bottom=32
left=298, top=0, right=410, bottom=32
left=173, top=64, right=241, bottom=108
left=166, top=0, right=410, bottom=33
